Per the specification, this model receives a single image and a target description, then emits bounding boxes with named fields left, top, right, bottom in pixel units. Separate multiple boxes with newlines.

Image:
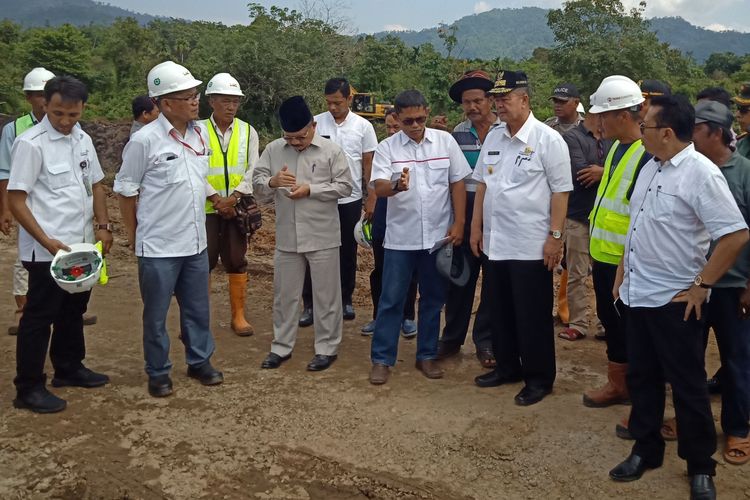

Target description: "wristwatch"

left=549, top=230, right=562, bottom=240
left=693, top=274, right=712, bottom=289
left=96, top=223, right=113, bottom=232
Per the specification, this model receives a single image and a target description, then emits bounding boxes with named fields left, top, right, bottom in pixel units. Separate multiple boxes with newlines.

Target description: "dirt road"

left=0, top=197, right=748, bottom=499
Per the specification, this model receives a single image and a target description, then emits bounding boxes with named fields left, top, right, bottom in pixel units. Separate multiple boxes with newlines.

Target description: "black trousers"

left=592, top=260, right=627, bottom=363
left=370, top=236, right=417, bottom=320
left=15, top=261, right=91, bottom=395
left=627, top=303, right=716, bottom=476
left=206, top=213, right=248, bottom=274
left=441, top=192, right=492, bottom=349
left=303, top=199, right=362, bottom=308
left=485, top=259, right=555, bottom=389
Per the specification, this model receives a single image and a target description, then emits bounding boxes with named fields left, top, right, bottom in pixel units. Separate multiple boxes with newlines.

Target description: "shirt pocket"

left=510, top=155, right=544, bottom=184
left=153, top=157, right=186, bottom=185
left=46, top=162, right=75, bottom=189
left=652, top=188, right=677, bottom=223
left=427, top=158, right=450, bottom=185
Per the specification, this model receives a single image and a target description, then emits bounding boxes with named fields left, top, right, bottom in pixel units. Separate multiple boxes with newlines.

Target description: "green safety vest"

left=589, top=140, right=646, bottom=265
left=14, top=114, right=35, bottom=137
left=201, top=117, right=250, bottom=214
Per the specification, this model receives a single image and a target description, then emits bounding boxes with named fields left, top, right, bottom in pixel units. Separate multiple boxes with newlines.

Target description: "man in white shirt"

left=115, top=61, right=224, bottom=398
left=299, top=78, right=378, bottom=326
left=469, top=71, right=572, bottom=406
left=610, top=94, right=748, bottom=500
left=7, top=76, right=112, bottom=413
left=369, top=90, right=470, bottom=385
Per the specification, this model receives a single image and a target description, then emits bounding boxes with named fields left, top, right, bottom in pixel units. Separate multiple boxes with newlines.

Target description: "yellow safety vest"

left=14, top=114, right=35, bottom=136
left=202, top=117, right=250, bottom=213
left=589, top=140, right=646, bottom=265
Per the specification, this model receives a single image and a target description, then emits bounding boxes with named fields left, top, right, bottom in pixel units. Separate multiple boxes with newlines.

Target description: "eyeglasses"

left=400, top=116, right=427, bottom=126
left=165, top=92, right=201, bottom=102
left=283, top=125, right=313, bottom=142
left=738, top=106, right=750, bottom=115
left=639, top=122, right=666, bottom=133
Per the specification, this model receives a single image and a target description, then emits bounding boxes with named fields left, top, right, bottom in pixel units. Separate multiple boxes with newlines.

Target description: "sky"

left=110, top=0, right=750, bottom=33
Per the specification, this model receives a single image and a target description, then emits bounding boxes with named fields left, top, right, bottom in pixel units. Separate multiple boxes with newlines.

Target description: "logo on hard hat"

left=154, top=78, right=161, bottom=86
left=208, top=81, right=213, bottom=87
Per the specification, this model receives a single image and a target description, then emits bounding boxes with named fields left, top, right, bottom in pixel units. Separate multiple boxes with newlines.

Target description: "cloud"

left=705, top=23, right=729, bottom=32
left=474, top=1, right=492, bottom=14
left=383, top=24, right=407, bottom=32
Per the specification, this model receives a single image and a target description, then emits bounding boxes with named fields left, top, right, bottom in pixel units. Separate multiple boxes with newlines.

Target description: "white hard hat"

left=205, top=72, right=244, bottom=97
left=147, top=61, right=202, bottom=98
left=23, top=67, right=55, bottom=92
left=50, top=243, right=103, bottom=294
left=354, top=217, right=373, bottom=249
left=588, top=75, right=645, bottom=114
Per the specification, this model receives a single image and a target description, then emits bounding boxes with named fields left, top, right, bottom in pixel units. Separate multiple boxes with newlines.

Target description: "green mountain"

left=2, top=0, right=156, bottom=27
left=372, top=7, right=750, bottom=63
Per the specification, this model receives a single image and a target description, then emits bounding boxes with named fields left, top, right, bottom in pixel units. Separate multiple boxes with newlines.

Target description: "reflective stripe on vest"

left=589, top=140, right=646, bottom=265
left=14, top=114, right=35, bottom=137
left=203, top=118, right=250, bottom=213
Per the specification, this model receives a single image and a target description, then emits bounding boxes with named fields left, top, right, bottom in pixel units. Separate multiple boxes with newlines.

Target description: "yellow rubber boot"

left=228, top=274, right=254, bottom=336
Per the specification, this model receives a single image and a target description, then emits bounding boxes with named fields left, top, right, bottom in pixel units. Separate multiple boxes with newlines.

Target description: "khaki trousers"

left=565, top=218, right=602, bottom=333
left=272, top=247, right=342, bottom=357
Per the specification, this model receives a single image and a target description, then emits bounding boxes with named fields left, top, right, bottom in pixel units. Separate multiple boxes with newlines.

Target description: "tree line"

left=1, top=0, right=749, bottom=140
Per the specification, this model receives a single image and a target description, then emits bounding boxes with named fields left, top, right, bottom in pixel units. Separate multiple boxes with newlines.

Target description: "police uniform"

left=114, top=112, right=218, bottom=378
left=7, top=115, right=106, bottom=397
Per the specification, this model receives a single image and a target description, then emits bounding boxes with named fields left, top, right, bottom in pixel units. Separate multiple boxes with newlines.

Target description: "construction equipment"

left=351, top=86, right=393, bottom=121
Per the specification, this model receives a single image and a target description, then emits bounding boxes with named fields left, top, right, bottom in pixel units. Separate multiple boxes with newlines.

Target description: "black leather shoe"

left=474, top=370, right=522, bottom=388
left=51, top=367, right=110, bottom=388
left=13, top=387, right=67, bottom=413
left=307, top=354, right=337, bottom=371
left=261, top=352, right=291, bottom=369
left=187, top=362, right=224, bottom=385
left=609, top=454, right=660, bottom=482
left=690, top=474, right=716, bottom=500
left=298, top=308, right=313, bottom=327
left=148, top=375, right=173, bottom=398
left=436, top=341, right=461, bottom=360
left=343, top=304, right=355, bottom=321
left=514, top=385, right=551, bottom=406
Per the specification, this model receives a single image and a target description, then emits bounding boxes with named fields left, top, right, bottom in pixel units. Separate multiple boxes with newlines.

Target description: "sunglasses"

left=400, top=116, right=427, bottom=126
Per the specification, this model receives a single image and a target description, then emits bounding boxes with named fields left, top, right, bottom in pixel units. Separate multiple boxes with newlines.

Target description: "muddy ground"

left=1, top=194, right=750, bottom=499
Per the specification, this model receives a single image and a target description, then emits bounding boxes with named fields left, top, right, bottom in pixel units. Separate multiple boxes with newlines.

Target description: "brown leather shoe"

left=369, top=363, right=390, bottom=385
left=415, top=359, right=444, bottom=379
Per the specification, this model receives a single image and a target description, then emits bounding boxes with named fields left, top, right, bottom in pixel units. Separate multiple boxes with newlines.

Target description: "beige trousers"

left=271, top=247, right=342, bottom=357
left=13, top=256, right=28, bottom=296
left=565, top=218, right=602, bottom=333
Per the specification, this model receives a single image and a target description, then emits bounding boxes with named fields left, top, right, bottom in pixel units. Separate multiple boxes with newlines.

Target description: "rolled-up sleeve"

left=114, top=139, right=146, bottom=197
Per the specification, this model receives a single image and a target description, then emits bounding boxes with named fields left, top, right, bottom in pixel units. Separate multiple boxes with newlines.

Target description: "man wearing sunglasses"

left=115, top=61, right=224, bottom=398
left=735, top=83, right=750, bottom=160
left=368, top=90, right=470, bottom=385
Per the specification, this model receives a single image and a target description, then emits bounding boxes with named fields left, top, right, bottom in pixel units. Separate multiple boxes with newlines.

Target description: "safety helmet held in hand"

left=588, top=75, right=644, bottom=114
left=205, top=72, right=244, bottom=97
left=23, top=67, right=55, bottom=92
left=50, top=243, right=103, bottom=294
left=147, top=61, right=202, bottom=98
left=354, top=217, right=373, bottom=249
left=436, top=243, right=470, bottom=287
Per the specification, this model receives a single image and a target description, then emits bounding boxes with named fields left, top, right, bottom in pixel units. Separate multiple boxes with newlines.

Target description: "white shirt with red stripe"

left=370, top=127, right=470, bottom=250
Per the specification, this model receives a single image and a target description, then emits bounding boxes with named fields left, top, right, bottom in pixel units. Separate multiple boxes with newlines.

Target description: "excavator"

left=351, top=86, right=393, bottom=121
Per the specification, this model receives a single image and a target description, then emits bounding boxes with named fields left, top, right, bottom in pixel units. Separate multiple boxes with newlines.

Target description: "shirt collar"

left=504, top=111, right=536, bottom=143
left=157, top=112, right=199, bottom=139
left=40, top=114, right=81, bottom=141
left=722, top=150, right=743, bottom=168
left=328, top=110, right=351, bottom=126
left=399, top=127, right=436, bottom=146
left=209, top=114, right=234, bottom=133
left=660, top=143, right=694, bottom=168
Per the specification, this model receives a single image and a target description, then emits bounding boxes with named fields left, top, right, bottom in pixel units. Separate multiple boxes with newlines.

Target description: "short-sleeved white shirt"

left=619, top=144, right=748, bottom=308
left=8, top=116, right=104, bottom=262
left=314, top=110, right=377, bottom=204
left=370, top=128, right=471, bottom=250
left=114, top=113, right=212, bottom=258
left=473, top=112, right=573, bottom=261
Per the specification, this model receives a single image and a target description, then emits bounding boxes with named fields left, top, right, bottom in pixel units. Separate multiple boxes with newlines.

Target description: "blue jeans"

left=371, top=249, right=447, bottom=366
left=138, top=250, right=215, bottom=377
left=705, top=287, right=750, bottom=438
